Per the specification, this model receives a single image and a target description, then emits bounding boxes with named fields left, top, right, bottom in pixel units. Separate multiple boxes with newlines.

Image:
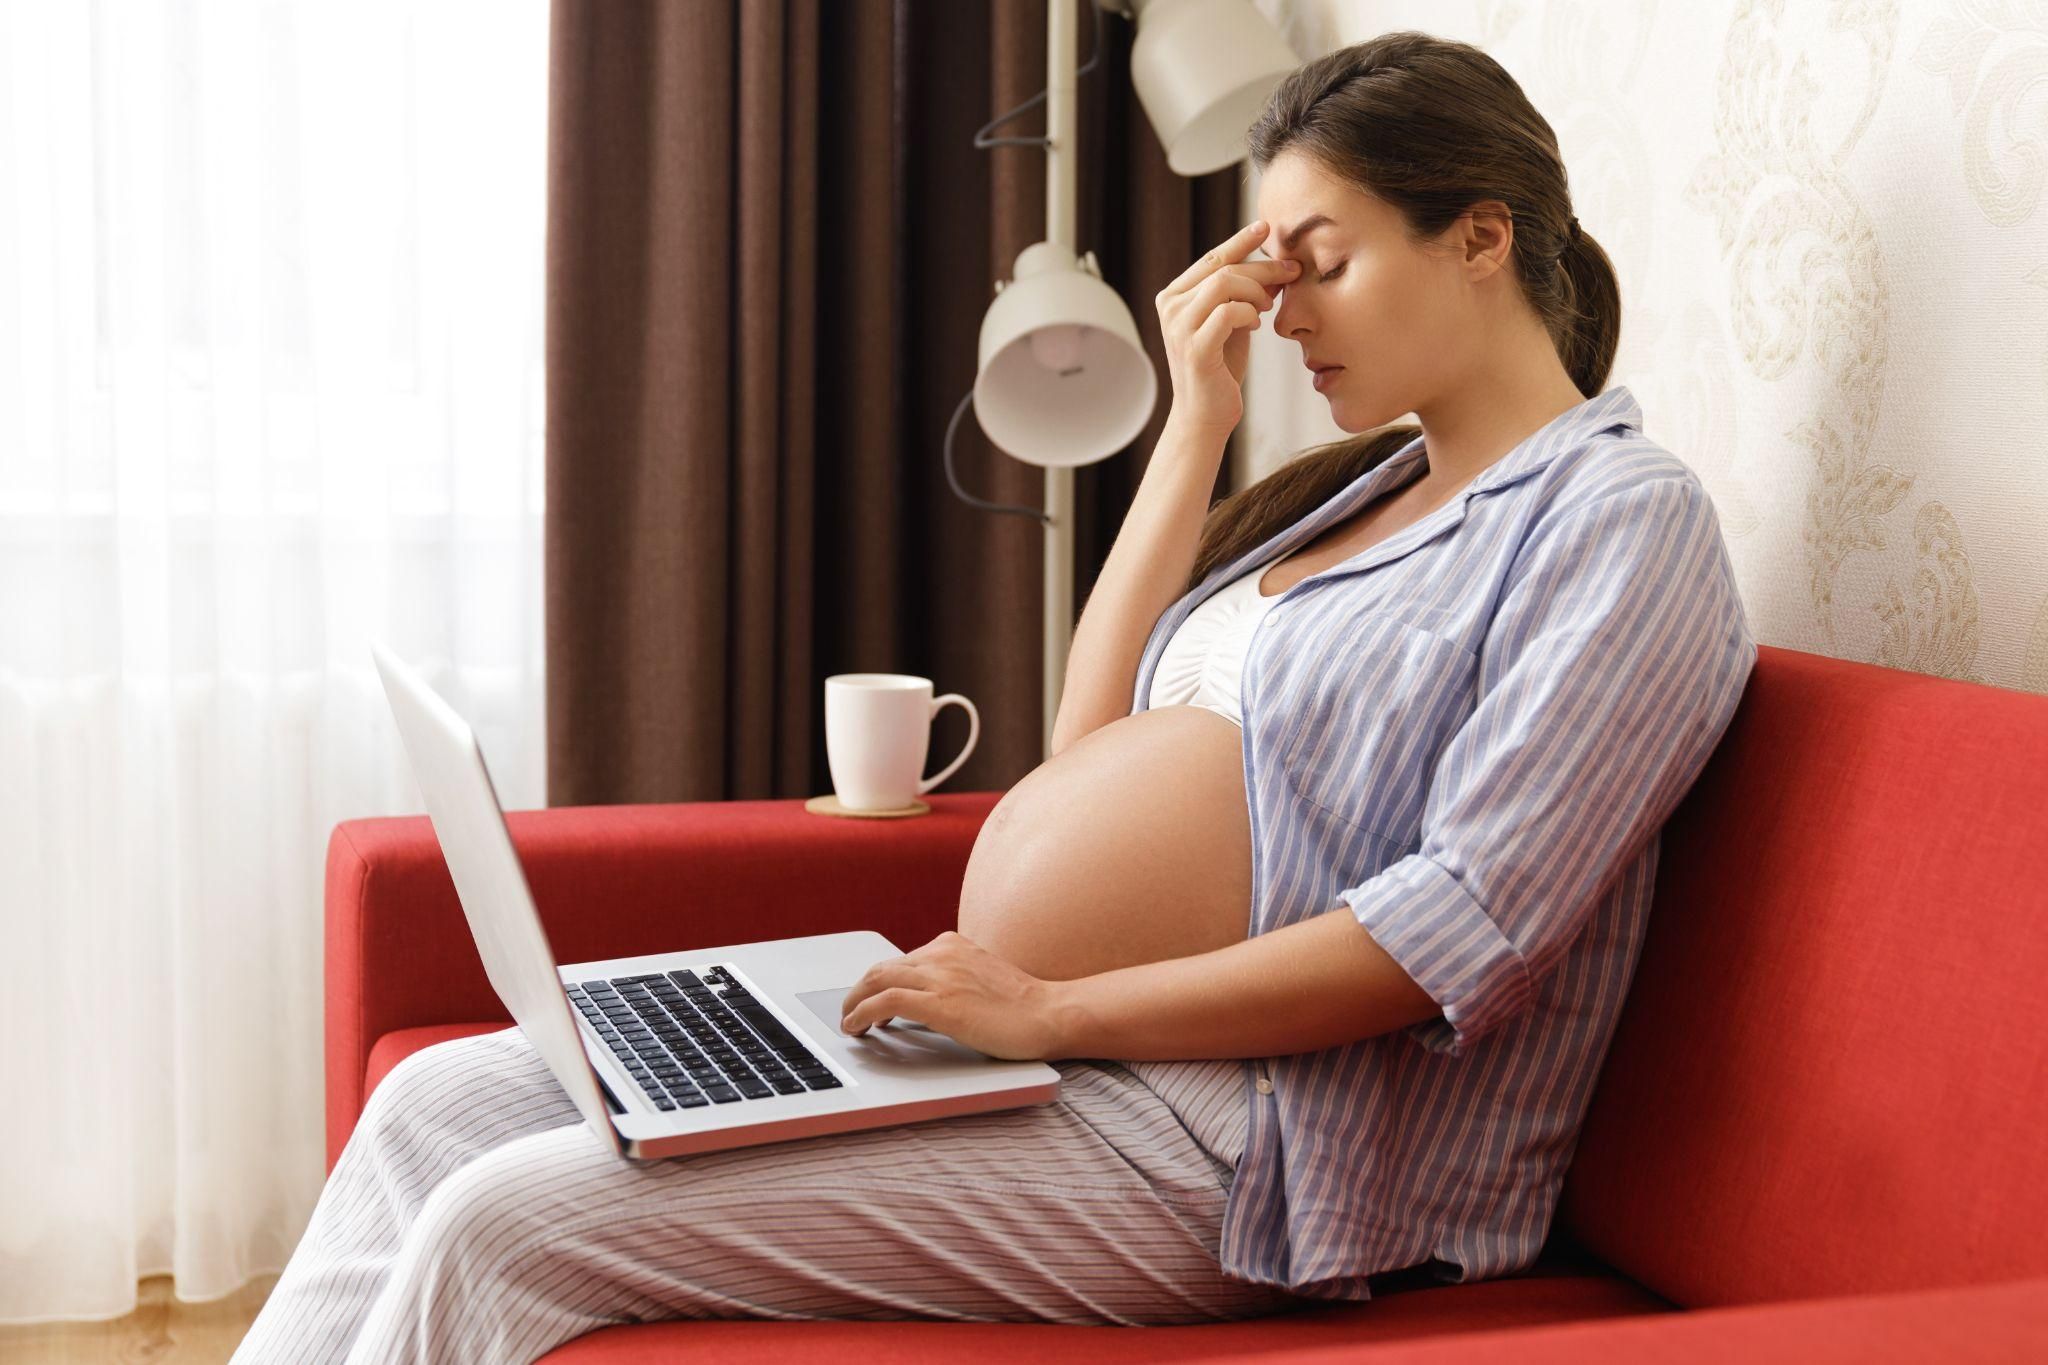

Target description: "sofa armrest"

left=1207, top=1274, right=2048, bottom=1364
left=325, top=790, right=1004, bottom=1168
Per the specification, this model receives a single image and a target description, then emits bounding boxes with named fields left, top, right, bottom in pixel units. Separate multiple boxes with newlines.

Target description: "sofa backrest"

left=1557, top=644, right=2048, bottom=1308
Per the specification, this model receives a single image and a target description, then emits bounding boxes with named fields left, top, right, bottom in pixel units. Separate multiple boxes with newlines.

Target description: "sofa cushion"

left=1558, top=648, right=2048, bottom=1307
left=1166, top=1275, right=2048, bottom=1365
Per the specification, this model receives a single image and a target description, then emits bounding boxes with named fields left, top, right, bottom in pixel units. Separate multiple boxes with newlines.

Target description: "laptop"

left=369, top=641, right=1062, bottom=1161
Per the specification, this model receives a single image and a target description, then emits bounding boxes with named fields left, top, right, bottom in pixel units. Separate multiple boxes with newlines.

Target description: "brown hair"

left=1182, top=30, right=1621, bottom=593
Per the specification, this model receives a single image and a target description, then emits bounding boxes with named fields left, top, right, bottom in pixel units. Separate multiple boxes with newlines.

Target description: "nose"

left=1273, top=282, right=1311, bottom=341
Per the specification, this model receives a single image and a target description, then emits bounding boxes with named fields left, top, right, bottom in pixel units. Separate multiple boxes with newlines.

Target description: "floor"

left=0, top=1275, right=276, bottom=1365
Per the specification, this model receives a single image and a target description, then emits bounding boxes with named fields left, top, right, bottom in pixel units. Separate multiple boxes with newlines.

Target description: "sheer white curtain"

left=0, top=0, right=549, bottom=1322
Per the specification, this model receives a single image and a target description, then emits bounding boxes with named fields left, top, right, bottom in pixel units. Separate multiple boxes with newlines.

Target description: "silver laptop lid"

left=370, top=641, right=624, bottom=1155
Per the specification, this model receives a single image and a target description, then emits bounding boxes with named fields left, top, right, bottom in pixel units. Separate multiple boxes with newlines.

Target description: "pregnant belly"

left=955, top=704, right=1256, bottom=982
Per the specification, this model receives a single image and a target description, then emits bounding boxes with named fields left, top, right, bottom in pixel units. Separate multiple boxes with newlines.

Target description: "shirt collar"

left=1182, top=384, right=1645, bottom=604
left=1371, top=383, right=1644, bottom=500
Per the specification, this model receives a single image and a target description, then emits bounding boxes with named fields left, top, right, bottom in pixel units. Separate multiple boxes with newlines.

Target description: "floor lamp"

left=958, top=0, right=1297, bottom=760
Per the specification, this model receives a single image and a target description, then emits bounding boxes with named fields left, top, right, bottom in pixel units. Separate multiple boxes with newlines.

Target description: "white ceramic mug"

left=824, top=673, right=980, bottom=811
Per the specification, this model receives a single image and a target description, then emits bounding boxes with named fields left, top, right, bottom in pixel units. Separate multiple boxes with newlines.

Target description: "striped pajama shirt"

left=230, top=1027, right=1306, bottom=1363
left=1125, top=385, right=1757, bottom=1296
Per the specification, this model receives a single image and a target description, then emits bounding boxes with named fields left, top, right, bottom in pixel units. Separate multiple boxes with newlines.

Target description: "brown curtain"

left=545, top=0, right=1239, bottom=807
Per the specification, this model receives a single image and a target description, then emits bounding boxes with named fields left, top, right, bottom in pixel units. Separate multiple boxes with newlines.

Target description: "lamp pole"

left=1040, top=0, right=1079, bottom=761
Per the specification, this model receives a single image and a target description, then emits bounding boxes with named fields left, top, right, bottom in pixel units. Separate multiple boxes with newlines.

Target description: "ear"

left=1455, top=201, right=1515, bottom=282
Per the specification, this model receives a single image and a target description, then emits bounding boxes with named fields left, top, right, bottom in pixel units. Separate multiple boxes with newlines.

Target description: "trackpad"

left=794, top=994, right=987, bottom=1064
left=796, top=987, right=993, bottom=1065
left=797, top=986, right=936, bottom=1034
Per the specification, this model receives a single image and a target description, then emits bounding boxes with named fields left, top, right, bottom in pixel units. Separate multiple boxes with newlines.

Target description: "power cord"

left=972, top=2, right=1108, bottom=150
left=943, top=388, right=1050, bottom=524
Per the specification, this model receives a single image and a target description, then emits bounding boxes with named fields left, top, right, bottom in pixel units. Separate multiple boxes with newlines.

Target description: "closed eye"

left=1316, top=260, right=1348, bottom=284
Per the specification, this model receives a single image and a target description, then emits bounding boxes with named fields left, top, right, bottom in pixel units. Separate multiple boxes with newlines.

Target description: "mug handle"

left=917, top=694, right=980, bottom=795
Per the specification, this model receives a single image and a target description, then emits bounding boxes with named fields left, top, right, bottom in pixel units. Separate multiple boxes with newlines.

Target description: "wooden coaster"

left=805, top=793, right=931, bottom=819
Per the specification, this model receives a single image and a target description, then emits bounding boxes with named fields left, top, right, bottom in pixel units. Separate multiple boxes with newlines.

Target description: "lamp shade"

left=1128, top=0, right=1298, bottom=176
left=973, top=241, right=1157, bottom=468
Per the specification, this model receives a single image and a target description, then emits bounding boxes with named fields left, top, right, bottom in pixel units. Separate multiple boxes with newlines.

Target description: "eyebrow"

left=1275, top=214, right=1336, bottom=252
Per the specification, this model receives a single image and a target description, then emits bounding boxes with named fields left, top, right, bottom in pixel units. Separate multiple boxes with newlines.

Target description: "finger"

left=841, top=961, right=926, bottom=1020
left=1160, top=220, right=1269, bottom=301
left=1186, top=269, right=1281, bottom=318
left=1193, top=300, right=1261, bottom=355
left=1217, top=257, right=1302, bottom=287
left=843, top=986, right=937, bottom=1036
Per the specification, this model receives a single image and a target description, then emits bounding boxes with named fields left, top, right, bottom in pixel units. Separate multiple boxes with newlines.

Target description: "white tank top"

left=1143, top=556, right=1288, bottom=727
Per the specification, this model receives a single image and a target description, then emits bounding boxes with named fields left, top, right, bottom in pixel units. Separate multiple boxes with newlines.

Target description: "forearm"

left=1050, top=416, right=1230, bottom=755
left=1045, top=905, right=1444, bottom=1062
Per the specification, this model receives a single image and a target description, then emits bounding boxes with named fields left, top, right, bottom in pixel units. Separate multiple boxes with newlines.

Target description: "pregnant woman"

left=236, top=30, right=1755, bottom=1364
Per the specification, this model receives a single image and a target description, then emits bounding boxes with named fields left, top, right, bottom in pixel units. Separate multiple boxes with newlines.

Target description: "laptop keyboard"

left=566, top=965, right=843, bottom=1112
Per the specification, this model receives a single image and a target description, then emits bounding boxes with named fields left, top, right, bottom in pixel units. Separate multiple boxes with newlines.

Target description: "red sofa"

left=324, top=644, right=2048, bottom=1361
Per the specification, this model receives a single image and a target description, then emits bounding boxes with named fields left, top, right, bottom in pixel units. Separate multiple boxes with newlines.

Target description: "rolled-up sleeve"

left=1342, top=475, right=1757, bottom=1058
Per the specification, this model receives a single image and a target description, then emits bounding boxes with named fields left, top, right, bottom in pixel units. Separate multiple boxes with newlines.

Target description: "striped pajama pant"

left=231, top=1025, right=1306, bottom=1363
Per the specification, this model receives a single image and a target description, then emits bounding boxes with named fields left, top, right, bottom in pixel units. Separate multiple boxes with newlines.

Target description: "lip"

left=1311, top=365, right=1344, bottom=393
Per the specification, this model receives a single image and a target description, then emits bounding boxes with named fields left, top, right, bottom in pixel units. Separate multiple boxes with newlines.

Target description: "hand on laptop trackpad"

left=796, top=986, right=937, bottom=1035
left=795, top=988, right=992, bottom=1066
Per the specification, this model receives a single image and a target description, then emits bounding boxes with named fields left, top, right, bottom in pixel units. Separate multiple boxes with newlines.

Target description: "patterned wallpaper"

left=1236, top=0, right=2048, bottom=694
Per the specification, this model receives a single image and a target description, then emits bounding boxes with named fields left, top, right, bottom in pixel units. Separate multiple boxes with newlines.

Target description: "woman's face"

left=1255, top=150, right=1502, bottom=433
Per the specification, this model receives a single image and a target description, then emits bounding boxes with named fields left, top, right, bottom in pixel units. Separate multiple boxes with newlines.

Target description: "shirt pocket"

left=1270, top=613, right=1477, bottom=848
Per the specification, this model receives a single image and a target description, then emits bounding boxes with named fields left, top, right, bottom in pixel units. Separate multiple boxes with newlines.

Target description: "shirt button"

left=1254, top=1076, right=1274, bottom=1095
